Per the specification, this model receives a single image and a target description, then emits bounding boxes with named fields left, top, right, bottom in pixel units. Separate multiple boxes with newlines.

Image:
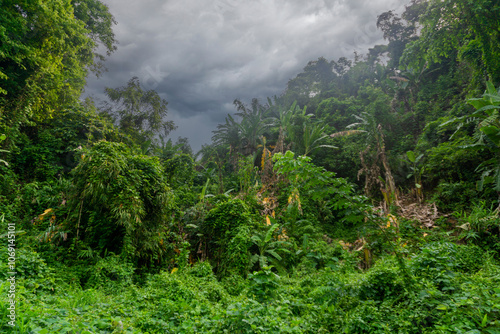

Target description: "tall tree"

left=103, top=77, right=176, bottom=144
left=70, top=0, right=117, bottom=74
left=233, top=98, right=267, bottom=156
left=212, top=114, right=241, bottom=155
left=0, top=0, right=116, bottom=129
left=376, top=0, right=425, bottom=69
left=403, top=0, right=500, bottom=84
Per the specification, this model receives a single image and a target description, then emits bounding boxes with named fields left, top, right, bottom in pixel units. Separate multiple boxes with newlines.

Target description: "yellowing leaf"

left=266, top=216, right=271, bottom=226
left=171, top=267, right=178, bottom=274
left=458, top=223, right=470, bottom=230
left=38, top=208, right=54, bottom=221
left=339, top=240, right=351, bottom=250
left=278, top=227, right=288, bottom=241
left=386, top=214, right=399, bottom=228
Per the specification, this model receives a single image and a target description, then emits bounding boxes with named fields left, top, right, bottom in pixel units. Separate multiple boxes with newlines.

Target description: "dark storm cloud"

left=84, top=0, right=409, bottom=151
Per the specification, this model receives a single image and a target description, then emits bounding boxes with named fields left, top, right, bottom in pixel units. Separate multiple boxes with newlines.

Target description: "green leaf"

left=266, top=249, right=282, bottom=261
left=468, top=98, right=489, bottom=110
left=264, top=224, right=279, bottom=243
left=318, top=144, right=338, bottom=149
left=407, top=150, right=416, bottom=163
left=481, top=313, right=488, bottom=327
left=200, top=178, right=210, bottom=202
left=436, top=304, right=448, bottom=310
left=476, top=104, right=500, bottom=114
left=486, top=81, right=497, bottom=95
left=480, top=125, right=500, bottom=146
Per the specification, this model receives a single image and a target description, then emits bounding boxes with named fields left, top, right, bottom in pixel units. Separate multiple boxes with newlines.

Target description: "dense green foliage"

left=2, top=0, right=500, bottom=332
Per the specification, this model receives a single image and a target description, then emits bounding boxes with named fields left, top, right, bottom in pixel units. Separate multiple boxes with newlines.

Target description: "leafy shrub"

left=69, top=141, right=174, bottom=265
left=163, top=153, right=195, bottom=189
left=186, top=260, right=216, bottom=280
left=85, top=253, right=135, bottom=291
left=0, top=248, right=55, bottom=293
left=358, top=257, right=405, bottom=301
left=10, top=105, right=126, bottom=183
left=454, top=201, right=500, bottom=256
left=308, top=272, right=348, bottom=306
left=432, top=181, right=481, bottom=212
left=272, top=151, right=370, bottom=239
left=222, top=299, right=310, bottom=333
left=0, top=178, right=72, bottom=238
left=449, top=244, right=485, bottom=274
left=203, top=198, right=256, bottom=277
left=409, top=241, right=459, bottom=291
left=204, top=198, right=253, bottom=238
left=12, top=129, right=64, bottom=182
left=248, top=266, right=281, bottom=302
left=146, top=271, right=197, bottom=302
left=0, top=167, right=19, bottom=223
left=220, top=224, right=252, bottom=277
left=221, top=273, right=247, bottom=296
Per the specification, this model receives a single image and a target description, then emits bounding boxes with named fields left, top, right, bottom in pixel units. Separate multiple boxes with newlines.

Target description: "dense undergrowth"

left=2, top=232, right=500, bottom=333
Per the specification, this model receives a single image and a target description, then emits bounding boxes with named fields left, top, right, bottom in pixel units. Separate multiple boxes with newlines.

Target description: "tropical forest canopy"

left=1, top=0, right=500, bottom=332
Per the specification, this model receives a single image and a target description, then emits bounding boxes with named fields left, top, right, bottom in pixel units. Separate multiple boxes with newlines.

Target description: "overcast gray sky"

left=84, top=0, right=409, bottom=152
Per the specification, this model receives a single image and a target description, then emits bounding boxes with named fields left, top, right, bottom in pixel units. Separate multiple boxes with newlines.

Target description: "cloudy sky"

left=84, top=0, right=409, bottom=152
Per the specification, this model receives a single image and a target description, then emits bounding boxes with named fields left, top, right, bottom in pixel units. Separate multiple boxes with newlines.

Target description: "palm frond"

left=479, top=114, right=500, bottom=128
left=330, top=130, right=365, bottom=138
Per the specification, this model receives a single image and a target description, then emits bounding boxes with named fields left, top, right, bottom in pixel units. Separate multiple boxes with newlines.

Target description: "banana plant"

left=456, top=82, right=500, bottom=196
left=249, top=221, right=290, bottom=273
left=406, top=150, right=424, bottom=202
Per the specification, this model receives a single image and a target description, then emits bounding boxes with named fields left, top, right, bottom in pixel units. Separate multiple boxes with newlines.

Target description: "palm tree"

left=211, top=114, right=241, bottom=155
left=234, top=98, right=267, bottom=156
left=195, top=144, right=228, bottom=194
left=302, top=123, right=336, bottom=156
left=212, top=98, right=269, bottom=158
left=267, top=101, right=312, bottom=153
